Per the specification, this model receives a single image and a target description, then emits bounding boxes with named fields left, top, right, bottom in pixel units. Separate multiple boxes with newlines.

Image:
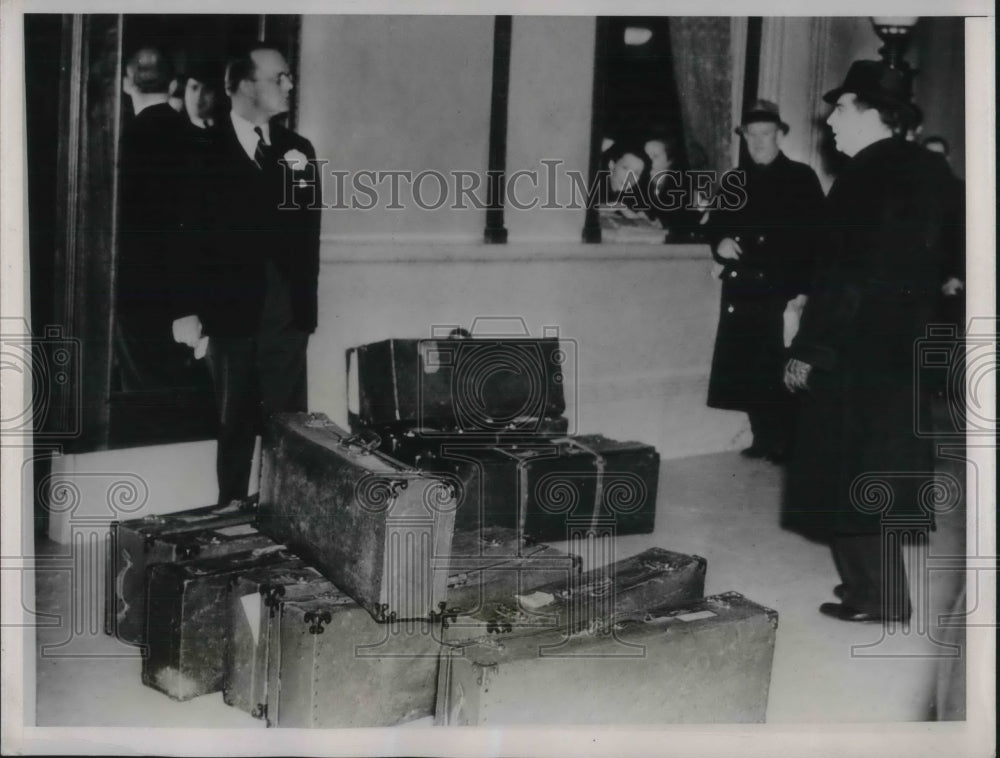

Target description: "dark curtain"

left=668, top=18, right=734, bottom=174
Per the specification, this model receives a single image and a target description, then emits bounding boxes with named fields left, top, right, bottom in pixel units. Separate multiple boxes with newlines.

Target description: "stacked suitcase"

left=102, top=322, right=780, bottom=725
left=346, top=326, right=659, bottom=539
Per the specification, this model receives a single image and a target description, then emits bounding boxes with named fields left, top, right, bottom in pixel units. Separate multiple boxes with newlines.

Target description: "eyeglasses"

left=253, top=71, right=294, bottom=87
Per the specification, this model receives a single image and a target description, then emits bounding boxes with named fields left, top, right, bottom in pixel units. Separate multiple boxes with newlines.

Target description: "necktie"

left=253, top=126, right=268, bottom=169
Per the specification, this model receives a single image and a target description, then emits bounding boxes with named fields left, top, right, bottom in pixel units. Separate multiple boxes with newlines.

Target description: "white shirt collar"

left=230, top=110, right=270, bottom=162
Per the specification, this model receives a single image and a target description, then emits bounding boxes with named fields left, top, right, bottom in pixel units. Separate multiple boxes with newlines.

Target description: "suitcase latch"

left=304, top=610, right=332, bottom=634
left=261, top=583, right=286, bottom=615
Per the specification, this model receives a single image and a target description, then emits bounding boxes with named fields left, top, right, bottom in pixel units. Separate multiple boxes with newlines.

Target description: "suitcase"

left=223, top=563, right=329, bottom=718
left=435, top=591, right=778, bottom=725
left=258, top=412, right=458, bottom=622
left=396, top=435, right=659, bottom=538
left=440, top=547, right=705, bottom=644
left=142, top=543, right=300, bottom=701
left=232, top=528, right=575, bottom=726
left=346, top=333, right=567, bottom=434
left=444, top=527, right=582, bottom=613
left=106, top=501, right=265, bottom=644
left=263, top=587, right=443, bottom=727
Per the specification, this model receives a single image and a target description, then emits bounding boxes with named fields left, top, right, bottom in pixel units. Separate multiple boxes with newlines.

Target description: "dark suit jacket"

left=188, top=114, right=322, bottom=338
left=117, top=101, right=191, bottom=328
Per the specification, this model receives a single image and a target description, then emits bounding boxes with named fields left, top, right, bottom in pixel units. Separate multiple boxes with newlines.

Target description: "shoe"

left=818, top=602, right=911, bottom=623
left=740, top=445, right=767, bottom=459
left=833, top=584, right=846, bottom=600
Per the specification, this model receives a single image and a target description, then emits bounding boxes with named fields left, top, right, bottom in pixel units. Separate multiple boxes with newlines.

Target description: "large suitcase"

left=396, top=435, right=659, bottom=538
left=142, top=543, right=300, bottom=701
left=263, top=588, right=442, bottom=727
left=346, top=332, right=567, bottom=434
left=441, top=547, right=705, bottom=644
left=106, top=501, right=265, bottom=644
left=435, top=591, right=778, bottom=725
left=258, top=412, right=457, bottom=622
left=223, top=563, right=329, bottom=718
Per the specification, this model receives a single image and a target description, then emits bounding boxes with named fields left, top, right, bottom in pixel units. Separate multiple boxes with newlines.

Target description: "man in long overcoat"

left=783, top=60, right=954, bottom=623
left=707, top=100, right=825, bottom=461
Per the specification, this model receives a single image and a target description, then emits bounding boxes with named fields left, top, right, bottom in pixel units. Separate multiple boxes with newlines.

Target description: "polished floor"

left=30, top=434, right=968, bottom=728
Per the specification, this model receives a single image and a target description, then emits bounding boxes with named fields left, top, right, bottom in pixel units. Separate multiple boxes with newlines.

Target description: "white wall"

left=298, top=15, right=494, bottom=240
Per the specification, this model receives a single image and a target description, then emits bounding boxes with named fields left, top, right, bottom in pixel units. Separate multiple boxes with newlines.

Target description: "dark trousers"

left=747, top=401, right=794, bottom=456
left=831, top=533, right=913, bottom=618
left=206, top=330, right=309, bottom=504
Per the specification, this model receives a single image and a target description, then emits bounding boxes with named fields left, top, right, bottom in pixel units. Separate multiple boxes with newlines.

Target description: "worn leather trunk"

left=435, top=591, right=778, bottom=725
left=444, top=527, right=581, bottom=613
left=440, top=547, right=704, bottom=644
left=346, top=336, right=566, bottom=433
left=386, top=435, right=659, bottom=538
left=142, top=544, right=299, bottom=701
left=263, top=588, right=442, bottom=727
left=223, top=563, right=329, bottom=718
left=106, top=501, right=264, bottom=644
left=258, top=412, right=457, bottom=622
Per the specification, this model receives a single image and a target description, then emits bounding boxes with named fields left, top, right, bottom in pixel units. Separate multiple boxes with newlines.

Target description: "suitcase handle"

left=431, top=316, right=533, bottom=340
left=338, top=431, right=383, bottom=455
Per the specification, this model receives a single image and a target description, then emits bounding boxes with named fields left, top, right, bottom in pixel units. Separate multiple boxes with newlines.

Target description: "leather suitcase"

left=142, top=543, right=300, bottom=701
left=246, top=527, right=577, bottom=726
left=346, top=333, right=566, bottom=434
left=440, top=547, right=704, bottom=644
left=223, top=563, right=329, bottom=718
left=393, top=435, right=659, bottom=538
left=106, top=501, right=265, bottom=644
left=435, top=591, right=778, bottom=725
left=444, top=527, right=582, bottom=613
left=258, top=412, right=457, bottom=623
left=263, top=587, right=442, bottom=727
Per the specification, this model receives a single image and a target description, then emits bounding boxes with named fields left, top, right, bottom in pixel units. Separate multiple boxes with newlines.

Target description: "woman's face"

left=609, top=152, right=646, bottom=193
left=644, top=140, right=672, bottom=173
left=184, top=78, right=217, bottom=124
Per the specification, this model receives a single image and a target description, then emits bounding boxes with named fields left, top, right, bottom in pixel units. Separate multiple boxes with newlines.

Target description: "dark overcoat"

left=783, top=137, right=953, bottom=537
left=186, top=115, right=322, bottom=338
left=116, top=102, right=212, bottom=392
left=706, top=152, right=825, bottom=410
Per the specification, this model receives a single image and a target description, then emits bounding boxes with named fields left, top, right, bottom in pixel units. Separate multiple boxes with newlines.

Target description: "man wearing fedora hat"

left=782, top=60, right=953, bottom=623
left=706, top=99, right=824, bottom=463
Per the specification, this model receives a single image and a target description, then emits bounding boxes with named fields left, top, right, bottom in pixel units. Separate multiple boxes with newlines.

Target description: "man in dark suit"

left=175, top=42, right=321, bottom=504
left=783, top=60, right=953, bottom=623
left=118, top=46, right=206, bottom=393
left=706, top=100, right=825, bottom=463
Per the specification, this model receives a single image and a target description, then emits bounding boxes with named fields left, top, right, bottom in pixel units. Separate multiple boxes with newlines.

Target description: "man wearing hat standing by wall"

left=782, top=61, right=953, bottom=623
left=707, top=100, right=825, bottom=463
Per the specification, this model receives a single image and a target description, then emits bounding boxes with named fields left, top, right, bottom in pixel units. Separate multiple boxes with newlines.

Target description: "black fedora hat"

left=823, top=59, right=919, bottom=122
left=735, top=99, right=789, bottom=135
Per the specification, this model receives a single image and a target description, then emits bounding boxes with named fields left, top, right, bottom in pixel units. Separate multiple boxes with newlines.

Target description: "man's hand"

left=941, top=277, right=964, bottom=297
left=716, top=237, right=743, bottom=261
left=172, top=315, right=203, bottom=349
left=783, top=358, right=812, bottom=393
left=783, top=294, right=808, bottom=347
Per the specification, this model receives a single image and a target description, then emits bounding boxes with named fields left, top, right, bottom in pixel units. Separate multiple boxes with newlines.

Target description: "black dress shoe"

left=833, top=584, right=846, bottom=600
left=740, top=445, right=767, bottom=459
left=819, top=602, right=911, bottom=623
